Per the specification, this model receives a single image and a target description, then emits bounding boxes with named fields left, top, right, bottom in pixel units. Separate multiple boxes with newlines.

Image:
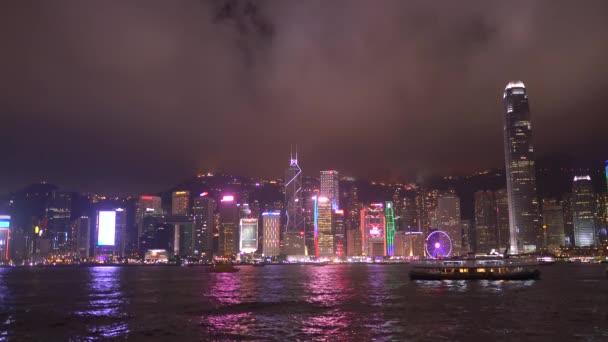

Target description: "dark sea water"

left=0, top=264, right=607, bottom=341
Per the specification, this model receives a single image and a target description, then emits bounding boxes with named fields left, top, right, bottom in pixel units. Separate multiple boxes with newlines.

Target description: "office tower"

left=0, top=215, right=10, bottom=261
left=494, top=189, right=510, bottom=250
left=542, top=199, right=566, bottom=251
left=320, top=170, right=339, bottom=209
left=219, top=195, right=239, bottom=257
left=334, top=210, right=345, bottom=257
left=303, top=195, right=316, bottom=256
left=47, top=191, right=71, bottom=255
left=73, top=216, right=90, bottom=259
left=502, top=81, right=541, bottom=254
left=95, top=208, right=125, bottom=258
left=139, top=207, right=164, bottom=254
left=562, top=193, right=575, bottom=246
left=136, top=196, right=162, bottom=248
left=239, top=218, right=258, bottom=254
left=403, top=231, right=425, bottom=258
left=192, top=194, right=215, bottom=258
left=262, top=212, right=280, bottom=257
left=314, top=196, right=334, bottom=258
left=345, top=186, right=362, bottom=256
left=171, top=191, right=190, bottom=216
left=402, top=190, right=418, bottom=232
left=285, top=151, right=304, bottom=234
left=461, top=219, right=473, bottom=252
left=434, top=192, right=462, bottom=255
left=361, top=203, right=386, bottom=257
left=385, top=202, right=396, bottom=256
left=475, top=191, right=497, bottom=253
left=416, top=188, right=439, bottom=237
left=572, top=176, right=597, bottom=246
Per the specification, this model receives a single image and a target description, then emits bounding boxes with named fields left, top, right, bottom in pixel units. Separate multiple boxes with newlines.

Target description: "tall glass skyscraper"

left=572, top=176, right=597, bottom=246
left=320, top=170, right=339, bottom=210
left=284, top=151, right=305, bottom=256
left=502, top=81, right=540, bottom=254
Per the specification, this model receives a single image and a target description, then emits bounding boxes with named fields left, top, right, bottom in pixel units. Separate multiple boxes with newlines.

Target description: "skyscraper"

left=262, top=211, right=280, bottom=257
left=334, top=210, right=345, bottom=257
left=503, top=81, right=540, bottom=254
left=542, top=199, right=566, bottom=251
left=171, top=191, right=190, bottom=216
left=47, top=191, right=71, bottom=255
left=285, top=151, right=304, bottom=233
left=385, top=202, right=396, bottom=256
left=192, top=194, right=215, bottom=258
left=0, top=215, right=10, bottom=262
left=73, top=216, right=90, bottom=259
left=219, top=195, right=239, bottom=257
left=572, top=176, right=597, bottom=246
left=284, top=151, right=305, bottom=256
left=361, top=203, right=386, bottom=257
left=314, top=196, right=334, bottom=258
left=239, top=218, right=258, bottom=254
left=474, top=191, right=497, bottom=253
left=434, top=192, right=462, bottom=255
left=494, top=189, right=510, bottom=251
left=320, top=170, right=339, bottom=210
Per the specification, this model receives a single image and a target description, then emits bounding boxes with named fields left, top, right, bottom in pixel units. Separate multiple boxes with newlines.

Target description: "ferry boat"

left=409, top=257, right=540, bottom=281
left=209, top=264, right=240, bottom=273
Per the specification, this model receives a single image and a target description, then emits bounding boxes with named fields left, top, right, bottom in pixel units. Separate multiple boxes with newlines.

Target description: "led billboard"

left=239, top=218, right=258, bottom=253
left=97, top=211, right=116, bottom=246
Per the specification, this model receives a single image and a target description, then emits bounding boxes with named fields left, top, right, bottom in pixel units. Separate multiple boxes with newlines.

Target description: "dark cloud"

left=1, top=0, right=608, bottom=194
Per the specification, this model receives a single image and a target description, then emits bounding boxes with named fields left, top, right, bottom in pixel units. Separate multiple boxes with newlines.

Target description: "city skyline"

left=2, top=1, right=608, bottom=195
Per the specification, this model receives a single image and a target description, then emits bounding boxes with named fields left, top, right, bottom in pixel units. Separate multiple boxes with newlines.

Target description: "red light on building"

left=141, top=196, right=153, bottom=200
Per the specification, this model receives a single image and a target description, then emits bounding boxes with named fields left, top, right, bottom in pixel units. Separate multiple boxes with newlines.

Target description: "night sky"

left=2, top=0, right=608, bottom=195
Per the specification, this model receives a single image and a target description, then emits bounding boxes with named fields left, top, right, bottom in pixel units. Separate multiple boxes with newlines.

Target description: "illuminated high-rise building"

left=0, top=215, right=10, bottom=262
left=361, top=203, right=386, bottom=257
left=474, top=191, right=497, bottom=253
left=192, top=193, right=215, bottom=258
left=314, top=196, right=334, bottom=258
left=320, top=170, right=339, bottom=209
left=503, top=81, right=541, bottom=254
left=219, top=195, right=239, bottom=257
left=262, top=211, right=280, bottom=257
left=136, top=196, right=162, bottom=247
left=494, top=189, right=510, bottom=250
left=283, top=151, right=306, bottom=256
left=47, top=191, right=71, bottom=255
left=334, top=210, right=345, bottom=257
left=434, top=192, right=462, bottom=255
left=172, top=191, right=190, bottom=216
left=95, top=208, right=125, bottom=258
left=73, top=216, right=90, bottom=259
left=239, top=218, right=258, bottom=254
left=542, top=199, right=566, bottom=251
left=385, top=202, right=396, bottom=256
left=572, top=176, right=597, bottom=246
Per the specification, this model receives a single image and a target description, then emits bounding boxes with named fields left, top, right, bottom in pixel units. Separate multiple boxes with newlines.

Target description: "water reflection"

left=76, top=267, right=128, bottom=339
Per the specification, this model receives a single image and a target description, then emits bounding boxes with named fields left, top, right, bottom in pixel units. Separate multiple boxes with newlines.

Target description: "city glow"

left=221, top=195, right=234, bottom=202
left=174, top=191, right=187, bottom=195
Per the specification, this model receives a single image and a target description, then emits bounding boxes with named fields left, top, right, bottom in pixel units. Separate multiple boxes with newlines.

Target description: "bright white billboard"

left=97, top=211, right=116, bottom=246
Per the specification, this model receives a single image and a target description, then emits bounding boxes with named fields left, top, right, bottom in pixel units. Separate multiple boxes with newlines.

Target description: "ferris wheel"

left=425, top=231, right=452, bottom=258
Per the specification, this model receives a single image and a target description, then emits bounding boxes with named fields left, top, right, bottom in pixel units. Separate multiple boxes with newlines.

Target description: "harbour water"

left=0, top=264, right=606, bottom=341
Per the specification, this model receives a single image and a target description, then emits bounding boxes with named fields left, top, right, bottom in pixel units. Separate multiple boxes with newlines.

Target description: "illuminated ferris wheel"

left=425, top=231, right=452, bottom=258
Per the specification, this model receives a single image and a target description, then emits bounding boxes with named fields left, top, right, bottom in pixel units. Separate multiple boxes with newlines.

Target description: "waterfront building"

left=73, top=216, right=90, bottom=259
left=572, top=176, right=597, bottom=246
left=502, top=81, right=541, bottom=254
left=361, top=203, right=386, bottom=257
left=314, top=196, right=334, bottom=258
left=192, top=194, right=215, bottom=258
left=475, top=190, right=497, bottom=253
left=433, top=192, right=462, bottom=255
left=219, top=195, right=239, bottom=257
left=239, top=218, right=258, bottom=254
left=0, top=215, right=10, bottom=262
left=262, top=211, right=280, bottom=257
left=542, top=199, right=566, bottom=251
